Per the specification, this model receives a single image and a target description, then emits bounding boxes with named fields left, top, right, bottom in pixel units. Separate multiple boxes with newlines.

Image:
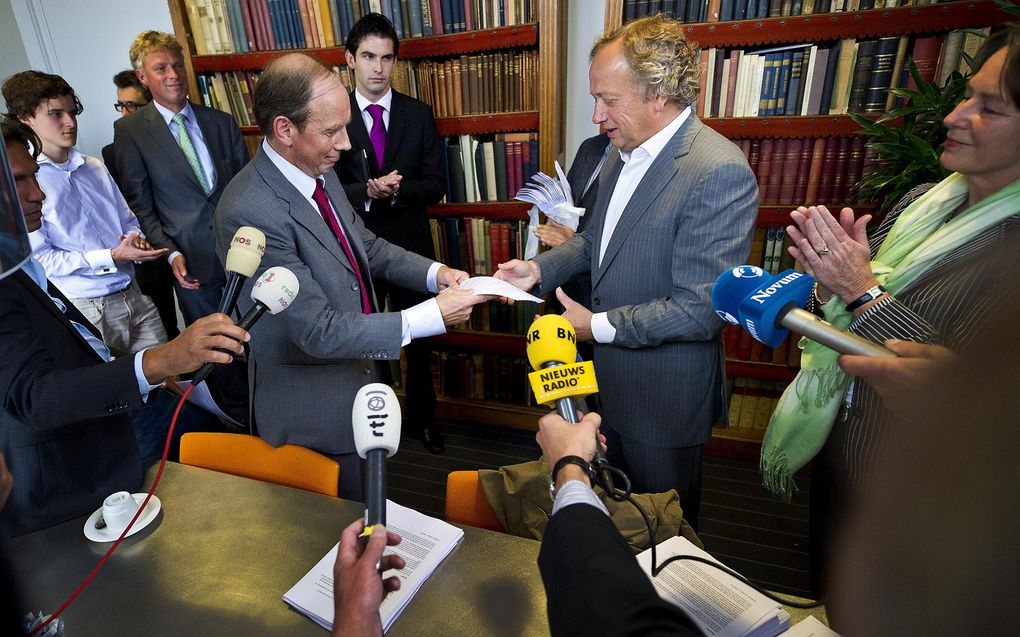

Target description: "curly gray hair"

left=591, top=15, right=701, bottom=109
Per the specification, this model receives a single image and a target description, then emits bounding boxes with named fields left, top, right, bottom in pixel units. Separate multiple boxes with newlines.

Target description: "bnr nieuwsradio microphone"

left=712, top=265, right=893, bottom=357
left=192, top=266, right=300, bottom=384
left=353, top=383, right=401, bottom=536
left=217, top=226, right=266, bottom=316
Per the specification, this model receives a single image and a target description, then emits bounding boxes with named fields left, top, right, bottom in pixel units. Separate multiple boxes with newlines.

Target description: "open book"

left=636, top=536, right=791, bottom=637
left=283, top=500, right=464, bottom=632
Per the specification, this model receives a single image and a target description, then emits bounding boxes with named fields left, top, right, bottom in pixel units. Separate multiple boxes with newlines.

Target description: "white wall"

left=564, top=0, right=605, bottom=168
left=3, top=0, right=172, bottom=157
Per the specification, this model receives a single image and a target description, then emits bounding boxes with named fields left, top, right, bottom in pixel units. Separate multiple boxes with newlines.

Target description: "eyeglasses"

left=114, top=101, right=147, bottom=113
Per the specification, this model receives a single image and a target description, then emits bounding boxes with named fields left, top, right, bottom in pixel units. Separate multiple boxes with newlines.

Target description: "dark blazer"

left=215, top=146, right=435, bottom=455
left=101, top=142, right=120, bottom=187
left=333, top=90, right=445, bottom=259
left=113, top=101, right=247, bottom=284
left=0, top=270, right=142, bottom=536
left=533, top=115, right=758, bottom=448
left=539, top=503, right=699, bottom=636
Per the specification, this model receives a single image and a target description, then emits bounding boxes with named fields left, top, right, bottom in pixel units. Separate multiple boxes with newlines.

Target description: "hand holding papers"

left=458, top=276, right=544, bottom=303
left=515, top=161, right=586, bottom=259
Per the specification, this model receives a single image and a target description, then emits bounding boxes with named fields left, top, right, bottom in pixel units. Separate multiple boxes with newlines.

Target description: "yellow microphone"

left=525, top=314, right=598, bottom=422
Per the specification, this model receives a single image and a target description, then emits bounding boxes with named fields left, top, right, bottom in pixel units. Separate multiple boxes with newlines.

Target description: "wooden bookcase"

left=605, top=0, right=1012, bottom=445
left=166, top=0, right=564, bottom=430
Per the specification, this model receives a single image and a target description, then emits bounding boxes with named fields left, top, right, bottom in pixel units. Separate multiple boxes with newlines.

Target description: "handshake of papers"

left=514, top=161, right=586, bottom=259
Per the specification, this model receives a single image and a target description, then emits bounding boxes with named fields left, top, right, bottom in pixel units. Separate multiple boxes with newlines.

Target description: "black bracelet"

left=845, top=285, right=888, bottom=312
left=551, top=455, right=594, bottom=489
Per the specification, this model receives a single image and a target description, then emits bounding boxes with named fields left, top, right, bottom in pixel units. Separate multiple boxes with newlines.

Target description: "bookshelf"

left=608, top=0, right=1013, bottom=445
left=166, top=0, right=563, bottom=431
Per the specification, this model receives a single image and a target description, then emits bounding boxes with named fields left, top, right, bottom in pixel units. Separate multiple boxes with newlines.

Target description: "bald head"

left=253, top=53, right=341, bottom=137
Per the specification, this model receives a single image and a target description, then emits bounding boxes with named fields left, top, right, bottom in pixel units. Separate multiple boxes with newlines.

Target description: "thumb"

left=555, top=287, right=574, bottom=307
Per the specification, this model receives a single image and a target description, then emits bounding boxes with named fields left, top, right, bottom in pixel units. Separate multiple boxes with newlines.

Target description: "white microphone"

left=352, top=383, right=401, bottom=534
left=192, top=266, right=300, bottom=384
left=217, top=226, right=266, bottom=316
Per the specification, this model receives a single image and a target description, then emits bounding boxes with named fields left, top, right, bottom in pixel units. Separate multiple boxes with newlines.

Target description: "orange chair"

left=444, top=470, right=505, bottom=532
left=179, top=432, right=340, bottom=497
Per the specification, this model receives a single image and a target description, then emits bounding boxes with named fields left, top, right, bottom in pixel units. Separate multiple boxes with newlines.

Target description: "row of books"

left=624, top=0, right=948, bottom=24
left=183, top=0, right=535, bottom=56
left=443, top=134, right=539, bottom=204
left=734, top=136, right=874, bottom=206
left=412, top=51, right=540, bottom=117
left=748, top=225, right=796, bottom=275
left=724, top=322, right=802, bottom=368
left=696, top=29, right=983, bottom=120
left=427, top=351, right=535, bottom=405
left=429, top=217, right=527, bottom=275
left=723, top=378, right=787, bottom=432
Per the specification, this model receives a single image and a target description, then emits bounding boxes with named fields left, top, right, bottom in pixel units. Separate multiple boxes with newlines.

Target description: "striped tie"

left=172, top=112, right=211, bottom=194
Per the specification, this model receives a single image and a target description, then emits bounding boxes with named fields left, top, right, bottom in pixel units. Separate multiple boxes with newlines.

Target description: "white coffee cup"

left=102, top=491, right=139, bottom=530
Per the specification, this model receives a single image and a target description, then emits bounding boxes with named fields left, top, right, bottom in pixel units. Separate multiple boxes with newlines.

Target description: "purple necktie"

left=366, top=103, right=386, bottom=171
left=312, top=179, right=372, bottom=314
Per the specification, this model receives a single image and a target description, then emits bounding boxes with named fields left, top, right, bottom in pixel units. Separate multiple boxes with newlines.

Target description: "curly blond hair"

left=591, top=15, right=700, bottom=109
left=129, top=30, right=183, bottom=70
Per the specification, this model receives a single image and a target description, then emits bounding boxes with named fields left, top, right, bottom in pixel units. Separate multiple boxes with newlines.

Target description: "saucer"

left=83, top=493, right=161, bottom=542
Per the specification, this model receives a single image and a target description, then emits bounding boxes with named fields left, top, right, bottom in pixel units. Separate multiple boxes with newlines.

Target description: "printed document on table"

left=283, top=500, right=464, bottom=632
left=636, top=536, right=791, bottom=637
left=779, top=616, right=841, bottom=637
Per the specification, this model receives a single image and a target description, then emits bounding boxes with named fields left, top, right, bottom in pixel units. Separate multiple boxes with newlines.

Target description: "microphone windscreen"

left=352, top=383, right=402, bottom=459
left=225, top=226, right=266, bottom=277
left=737, top=269, right=815, bottom=348
left=711, top=265, right=772, bottom=324
left=250, top=266, right=299, bottom=314
left=526, top=314, right=578, bottom=370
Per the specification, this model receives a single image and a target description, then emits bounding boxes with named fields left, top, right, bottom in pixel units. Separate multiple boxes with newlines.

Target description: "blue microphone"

left=713, top=266, right=893, bottom=357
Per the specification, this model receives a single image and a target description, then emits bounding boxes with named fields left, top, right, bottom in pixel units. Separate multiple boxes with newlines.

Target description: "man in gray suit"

left=215, top=54, right=486, bottom=500
left=113, top=30, right=248, bottom=323
left=497, top=16, right=758, bottom=527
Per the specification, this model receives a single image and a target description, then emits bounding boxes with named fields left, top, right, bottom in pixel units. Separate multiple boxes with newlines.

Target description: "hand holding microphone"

left=352, top=383, right=401, bottom=536
left=192, top=266, right=300, bottom=384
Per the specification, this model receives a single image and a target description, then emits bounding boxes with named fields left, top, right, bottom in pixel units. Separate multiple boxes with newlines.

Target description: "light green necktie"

left=172, top=112, right=211, bottom=194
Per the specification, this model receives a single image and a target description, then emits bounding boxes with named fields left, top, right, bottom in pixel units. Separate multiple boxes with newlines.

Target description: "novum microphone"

left=353, top=383, right=401, bottom=536
left=712, top=265, right=893, bottom=357
left=193, top=266, right=300, bottom=384
left=217, top=226, right=266, bottom=316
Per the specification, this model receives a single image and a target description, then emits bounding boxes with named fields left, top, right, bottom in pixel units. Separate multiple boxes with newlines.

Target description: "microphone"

left=192, top=266, right=300, bottom=384
left=712, top=265, right=893, bottom=357
left=352, top=383, right=401, bottom=535
left=217, top=226, right=266, bottom=316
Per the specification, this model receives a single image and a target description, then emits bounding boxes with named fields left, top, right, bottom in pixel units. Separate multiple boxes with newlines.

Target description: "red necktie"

left=312, top=179, right=372, bottom=314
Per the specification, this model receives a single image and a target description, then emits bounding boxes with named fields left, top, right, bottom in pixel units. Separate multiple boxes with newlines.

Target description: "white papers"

left=458, top=276, right=544, bottom=303
left=283, top=500, right=464, bottom=633
left=779, top=616, right=841, bottom=637
left=636, top=536, right=791, bottom=637
left=175, top=380, right=244, bottom=428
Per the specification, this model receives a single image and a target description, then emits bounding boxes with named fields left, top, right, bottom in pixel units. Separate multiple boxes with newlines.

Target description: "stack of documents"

left=636, top=536, right=791, bottom=637
left=284, top=500, right=464, bottom=632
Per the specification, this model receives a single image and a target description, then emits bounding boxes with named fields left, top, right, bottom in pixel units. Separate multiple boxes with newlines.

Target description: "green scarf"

left=761, top=173, right=1020, bottom=500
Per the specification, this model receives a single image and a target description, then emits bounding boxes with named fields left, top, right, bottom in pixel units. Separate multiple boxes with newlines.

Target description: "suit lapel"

left=593, top=118, right=699, bottom=288
left=381, top=92, right=406, bottom=173
left=347, top=92, right=377, bottom=178
left=13, top=271, right=104, bottom=360
left=193, top=104, right=224, bottom=191
left=142, top=103, right=206, bottom=194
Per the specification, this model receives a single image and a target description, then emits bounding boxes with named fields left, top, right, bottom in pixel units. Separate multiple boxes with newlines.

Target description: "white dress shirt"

left=261, top=139, right=445, bottom=345
left=30, top=148, right=141, bottom=298
left=590, top=107, right=692, bottom=344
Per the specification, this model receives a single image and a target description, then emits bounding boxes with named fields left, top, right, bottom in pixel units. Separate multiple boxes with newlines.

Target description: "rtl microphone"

left=217, top=226, right=266, bottom=316
left=352, top=383, right=401, bottom=535
left=192, top=266, right=300, bottom=384
left=712, top=265, right=893, bottom=357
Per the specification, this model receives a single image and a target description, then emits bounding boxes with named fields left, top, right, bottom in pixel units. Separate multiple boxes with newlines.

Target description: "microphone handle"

left=542, top=361, right=615, bottom=492
left=364, top=448, right=386, bottom=528
left=780, top=306, right=895, bottom=357
left=216, top=272, right=245, bottom=316
left=192, top=301, right=268, bottom=385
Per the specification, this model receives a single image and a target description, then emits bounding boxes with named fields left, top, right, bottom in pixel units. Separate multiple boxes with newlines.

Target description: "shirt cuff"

left=590, top=312, right=617, bottom=344
left=167, top=251, right=183, bottom=267
left=134, top=349, right=162, bottom=402
left=552, top=480, right=610, bottom=516
left=400, top=297, right=445, bottom=346
left=85, top=248, right=117, bottom=275
left=426, top=261, right=443, bottom=293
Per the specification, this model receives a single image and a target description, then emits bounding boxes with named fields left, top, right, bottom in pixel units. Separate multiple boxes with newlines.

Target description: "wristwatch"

left=549, top=455, right=594, bottom=497
left=846, top=285, right=888, bottom=312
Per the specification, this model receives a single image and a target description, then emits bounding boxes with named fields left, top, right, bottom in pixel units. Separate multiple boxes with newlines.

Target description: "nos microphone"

left=712, top=265, right=893, bottom=357
left=352, top=383, right=401, bottom=535
left=217, top=226, right=266, bottom=316
left=192, top=266, right=300, bottom=384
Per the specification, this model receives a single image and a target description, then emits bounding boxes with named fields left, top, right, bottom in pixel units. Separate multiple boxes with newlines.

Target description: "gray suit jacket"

left=533, top=114, right=758, bottom=448
left=214, top=146, right=435, bottom=455
left=113, top=101, right=247, bottom=284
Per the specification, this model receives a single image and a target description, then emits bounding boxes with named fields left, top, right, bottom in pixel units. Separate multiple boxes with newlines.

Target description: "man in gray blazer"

left=497, top=16, right=758, bottom=527
left=113, top=30, right=248, bottom=323
left=215, top=54, right=486, bottom=500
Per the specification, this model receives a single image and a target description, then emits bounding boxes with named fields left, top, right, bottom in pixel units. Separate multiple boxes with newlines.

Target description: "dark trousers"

left=172, top=279, right=222, bottom=325
left=131, top=387, right=234, bottom=466
left=602, top=423, right=704, bottom=530
left=321, top=450, right=366, bottom=502
left=808, top=432, right=855, bottom=620
left=134, top=259, right=180, bottom=338
left=373, top=280, right=436, bottom=435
